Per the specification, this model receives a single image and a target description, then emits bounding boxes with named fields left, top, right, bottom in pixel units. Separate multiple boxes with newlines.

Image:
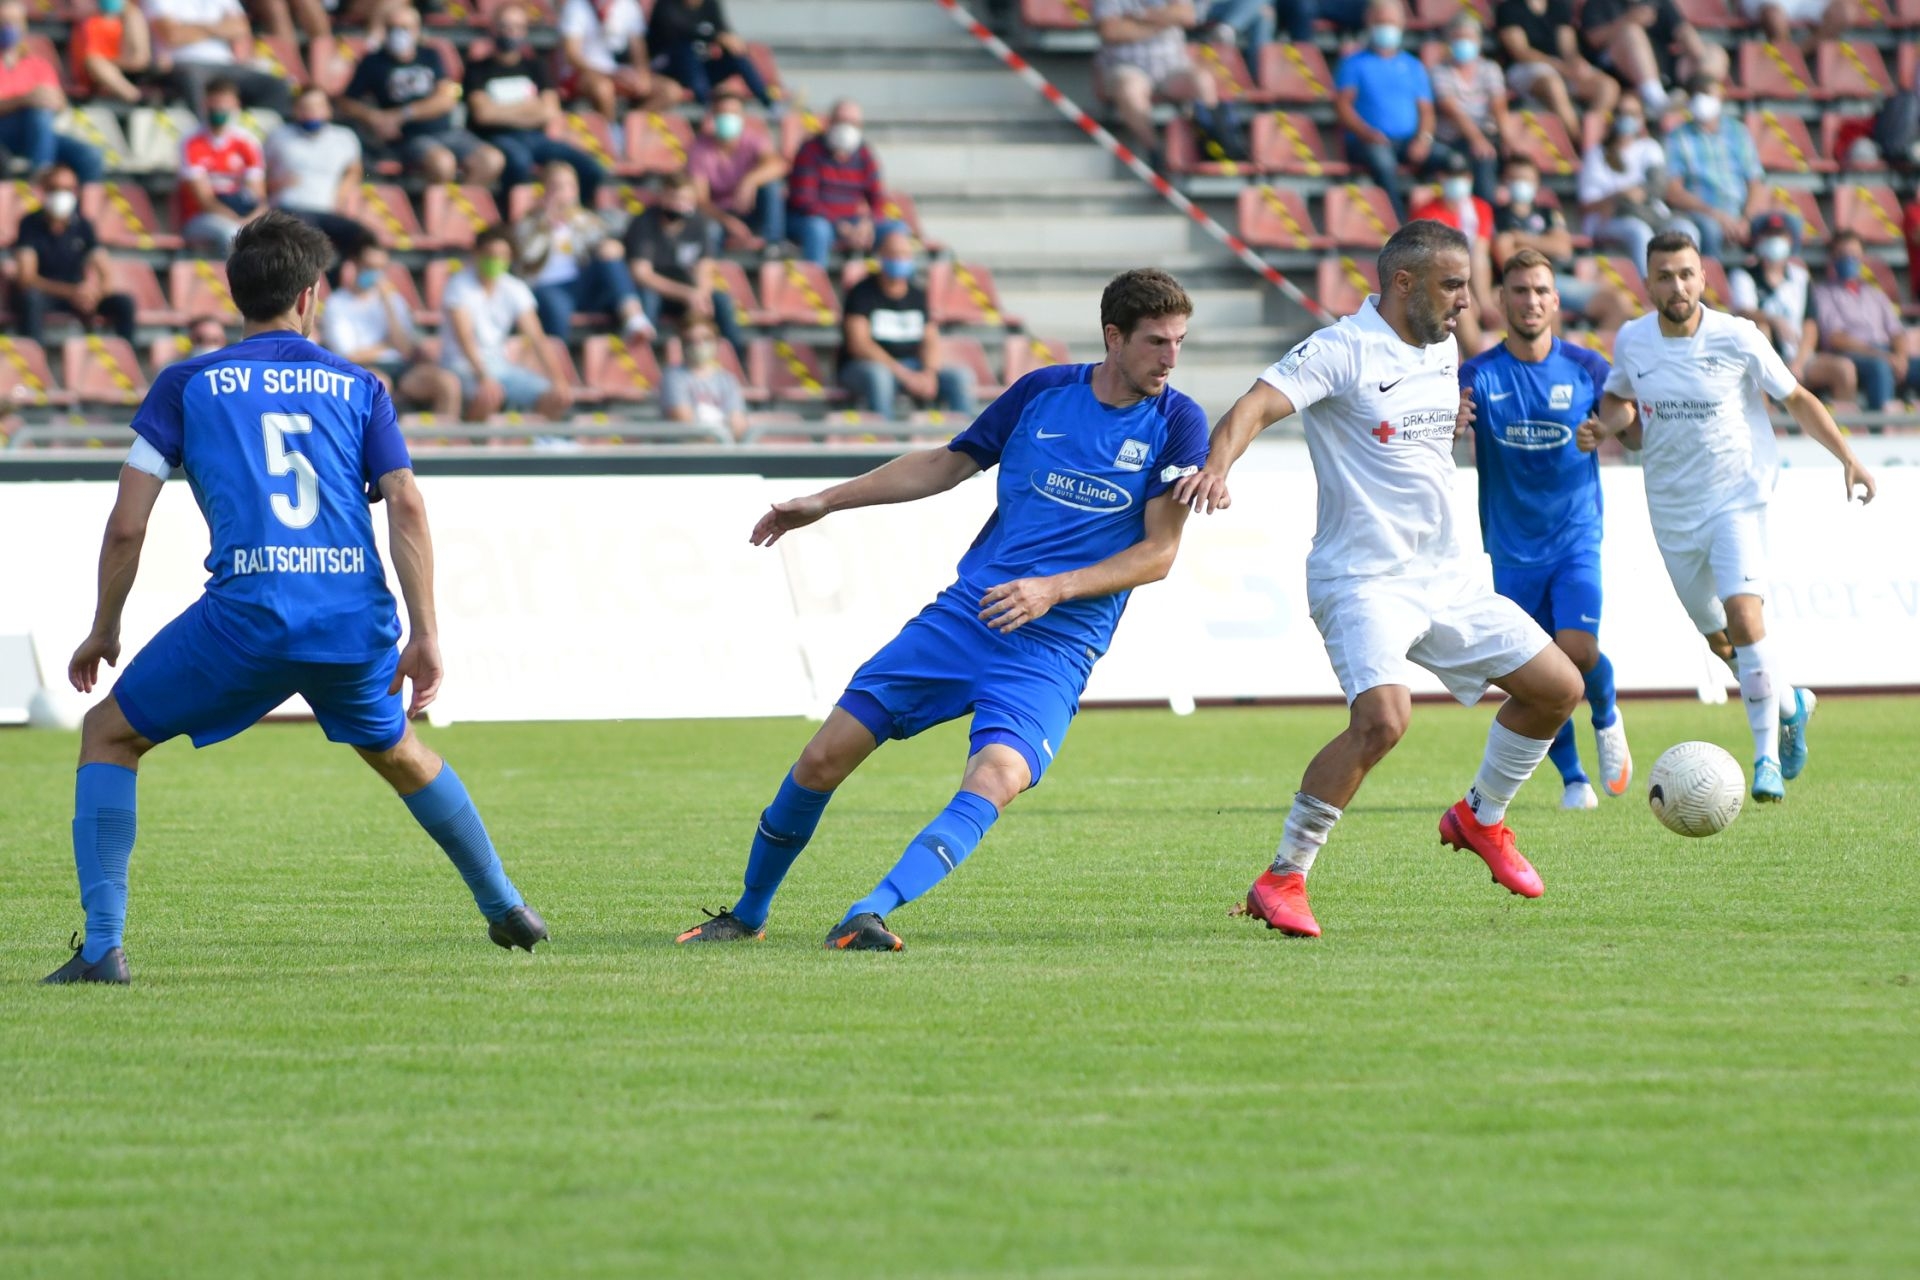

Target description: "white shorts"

left=1741, top=0, right=1828, bottom=20
left=1309, top=570, right=1554, bottom=706
left=1506, top=62, right=1560, bottom=97
left=1654, top=504, right=1770, bottom=635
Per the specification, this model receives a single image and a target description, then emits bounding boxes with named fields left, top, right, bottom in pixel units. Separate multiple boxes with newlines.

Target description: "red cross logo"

left=1371, top=421, right=1396, bottom=444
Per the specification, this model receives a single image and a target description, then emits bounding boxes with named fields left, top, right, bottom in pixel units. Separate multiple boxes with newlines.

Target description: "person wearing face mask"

left=837, top=230, right=975, bottom=419
left=69, top=0, right=151, bottom=105
left=147, top=0, right=294, bottom=117
left=9, top=162, right=136, bottom=346
left=1729, top=216, right=1857, bottom=409
left=177, top=79, right=268, bottom=253
left=511, top=159, right=652, bottom=345
left=439, top=223, right=574, bottom=423
left=1491, top=157, right=1634, bottom=331
left=1663, top=74, right=1782, bottom=262
left=1334, top=0, right=1438, bottom=223
left=266, top=87, right=377, bottom=272
left=785, top=99, right=907, bottom=266
left=689, top=89, right=789, bottom=252
left=463, top=3, right=607, bottom=206
left=1493, top=0, right=1618, bottom=143
left=647, top=0, right=776, bottom=109
left=558, top=0, right=667, bottom=118
left=320, top=242, right=463, bottom=416
left=1430, top=15, right=1508, bottom=206
left=1577, top=98, right=1690, bottom=269
left=184, top=315, right=228, bottom=358
left=1813, top=231, right=1919, bottom=415
left=341, top=6, right=506, bottom=188
left=661, top=315, right=748, bottom=438
left=1409, top=152, right=1497, bottom=352
left=0, top=0, right=105, bottom=184
left=622, top=171, right=747, bottom=353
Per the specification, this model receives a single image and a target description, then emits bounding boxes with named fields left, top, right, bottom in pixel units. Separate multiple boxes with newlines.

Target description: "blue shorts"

left=1493, top=550, right=1603, bottom=638
left=837, top=591, right=1093, bottom=788
left=114, top=598, right=407, bottom=751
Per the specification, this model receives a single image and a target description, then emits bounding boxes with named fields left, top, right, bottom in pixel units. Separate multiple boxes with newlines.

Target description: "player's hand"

left=979, top=576, right=1061, bottom=633
left=1845, top=457, right=1877, bottom=505
left=391, top=634, right=444, bottom=716
left=1575, top=415, right=1606, bottom=452
left=1454, top=386, right=1475, bottom=440
left=68, top=630, right=120, bottom=694
left=750, top=493, right=830, bottom=545
left=1173, top=467, right=1231, bottom=513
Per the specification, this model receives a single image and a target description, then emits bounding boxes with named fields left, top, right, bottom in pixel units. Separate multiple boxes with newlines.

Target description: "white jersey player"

left=1175, top=220, right=1585, bottom=939
left=1580, top=231, right=1876, bottom=801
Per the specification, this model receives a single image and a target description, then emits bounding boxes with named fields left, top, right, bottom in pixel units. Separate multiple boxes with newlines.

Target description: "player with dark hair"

left=1178, top=219, right=1585, bottom=938
left=43, top=210, right=546, bottom=985
left=676, top=269, right=1209, bottom=951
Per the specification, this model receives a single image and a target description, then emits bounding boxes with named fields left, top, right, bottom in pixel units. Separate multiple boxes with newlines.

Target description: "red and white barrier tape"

left=930, top=0, right=1331, bottom=321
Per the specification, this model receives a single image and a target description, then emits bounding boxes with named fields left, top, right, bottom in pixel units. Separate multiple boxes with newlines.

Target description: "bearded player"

left=1176, top=221, right=1583, bottom=938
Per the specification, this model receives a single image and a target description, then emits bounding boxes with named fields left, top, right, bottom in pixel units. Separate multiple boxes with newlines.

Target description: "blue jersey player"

left=676, top=270, right=1209, bottom=951
left=43, top=212, right=546, bottom=985
left=1459, top=248, right=1632, bottom=810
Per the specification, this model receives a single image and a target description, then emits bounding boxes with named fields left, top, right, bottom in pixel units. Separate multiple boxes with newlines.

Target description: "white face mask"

left=1442, top=176, right=1473, bottom=203
left=1506, top=179, right=1536, bottom=207
left=387, top=28, right=416, bottom=57
left=827, top=123, right=861, bottom=154
left=1758, top=237, right=1791, bottom=263
left=43, top=189, right=76, bottom=219
left=1691, top=93, right=1722, bottom=124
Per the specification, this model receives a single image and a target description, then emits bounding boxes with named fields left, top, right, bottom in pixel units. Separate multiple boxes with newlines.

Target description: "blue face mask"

left=357, top=268, right=383, bottom=291
left=1451, top=37, right=1479, bottom=62
left=99, top=0, right=126, bottom=13
left=881, top=258, right=915, bottom=281
left=0, top=25, right=20, bottom=50
left=1835, top=255, right=1863, bottom=281
left=1370, top=24, right=1402, bottom=51
left=297, top=118, right=326, bottom=134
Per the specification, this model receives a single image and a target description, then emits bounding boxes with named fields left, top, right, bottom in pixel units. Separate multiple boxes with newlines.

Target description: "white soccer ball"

left=1647, top=741, right=1746, bottom=837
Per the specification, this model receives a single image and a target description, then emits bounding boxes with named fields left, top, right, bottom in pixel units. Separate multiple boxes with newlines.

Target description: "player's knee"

left=794, top=737, right=855, bottom=792
left=961, top=752, right=1027, bottom=807
left=1351, top=707, right=1408, bottom=763
left=1557, top=632, right=1599, bottom=673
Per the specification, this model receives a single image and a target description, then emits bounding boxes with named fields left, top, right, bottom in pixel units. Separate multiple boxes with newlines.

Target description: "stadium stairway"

left=733, top=0, right=1303, bottom=410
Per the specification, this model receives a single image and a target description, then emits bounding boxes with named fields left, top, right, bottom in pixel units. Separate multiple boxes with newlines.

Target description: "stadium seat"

left=1002, top=335, right=1071, bottom=382
left=712, top=260, right=772, bottom=327
left=0, top=336, right=72, bottom=408
left=1816, top=41, right=1895, bottom=100
left=479, top=0, right=556, bottom=21
left=106, top=258, right=175, bottom=326
left=1411, top=0, right=1493, bottom=28
left=1315, top=256, right=1379, bottom=317
left=1258, top=42, right=1336, bottom=104
left=355, top=183, right=432, bottom=251
left=624, top=111, right=695, bottom=175
left=308, top=35, right=367, bottom=97
left=941, top=336, right=1005, bottom=400
left=420, top=257, right=469, bottom=326
left=929, top=261, right=1020, bottom=328
left=1187, top=41, right=1263, bottom=102
left=757, top=338, right=843, bottom=403
left=1823, top=115, right=1884, bottom=172
left=1749, top=111, right=1835, bottom=174
left=718, top=43, right=786, bottom=107
left=248, top=35, right=309, bottom=87
left=1698, top=258, right=1734, bottom=311
left=422, top=184, right=503, bottom=250
left=1163, top=117, right=1258, bottom=177
left=1734, top=42, right=1814, bottom=101
left=237, top=107, right=284, bottom=139
left=1896, top=0, right=1920, bottom=27
left=877, top=190, right=940, bottom=253
left=506, top=335, right=598, bottom=403
left=148, top=333, right=194, bottom=374
left=375, top=262, right=432, bottom=327
left=1673, top=0, right=1736, bottom=23
left=1252, top=111, right=1349, bottom=177
left=125, top=107, right=200, bottom=174
left=1577, top=256, right=1650, bottom=312
left=55, top=108, right=131, bottom=173
left=1833, top=183, right=1906, bottom=245
left=62, top=336, right=147, bottom=408
left=505, top=181, right=544, bottom=224
left=1765, top=185, right=1830, bottom=242
left=0, top=180, right=43, bottom=244
left=598, top=183, right=650, bottom=223
left=93, top=185, right=182, bottom=251
left=170, top=260, right=241, bottom=326
left=757, top=259, right=842, bottom=327
left=580, top=335, right=663, bottom=402
left=429, top=0, right=481, bottom=25
left=548, top=111, right=635, bottom=177
left=1018, top=0, right=1094, bottom=29
left=1503, top=112, right=1578, bottom=176
left=1237, top=186, right=1331, bottom=251
left=1323, top=184, right=1399, bottom=248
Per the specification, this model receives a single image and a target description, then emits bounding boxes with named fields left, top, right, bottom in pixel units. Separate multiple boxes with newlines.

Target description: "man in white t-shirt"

left=266, top=87, right=376, bottom=270
left=438, top=223, right=574, bottom=422
left=558, top=0, right=662, bottom=117
left=1176, top=220, right=1583, bottom=939
left=322, top=241, right=460, bottom=416
left=1581, top=231, right=1876, bottom=801
left=147, top=0, right=295, bottom=116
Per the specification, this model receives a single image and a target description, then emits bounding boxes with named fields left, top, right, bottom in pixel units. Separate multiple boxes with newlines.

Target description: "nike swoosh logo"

left=1378, top=378, right=1404, bottom=393
left=1035, top=429, right=1066, bottom=439
left=1634, top=367, right=1654, bottom=377
left=1580, top=614, right=1600, bottom=624
left=1488, top=391, right=1514, bottom=402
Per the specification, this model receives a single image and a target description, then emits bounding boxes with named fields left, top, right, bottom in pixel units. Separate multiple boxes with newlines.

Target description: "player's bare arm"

left=70, top=466, right=167, bottom=693
left=750, top=447, right=982, bottom=546
left=980, top=494, right=1192, bottom=634
left=1780, top=386, right=1876, bottom=504
left=1581, top=392, right=1642, bottom=452
left=380, top=468, right=444, bottom=716
left=1172, top=380, right=1298, bottom=514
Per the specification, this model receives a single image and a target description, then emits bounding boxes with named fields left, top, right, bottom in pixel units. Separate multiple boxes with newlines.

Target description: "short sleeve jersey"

left=128, top=330, right=410, bottom=662
left=1460, top=337, right=1610, bottom=568
left=1603, top=306, right=1797, bottom=535
left=944, top=364, right=1209, bottom=659
left=1261, top=297, right=1465, bottom=582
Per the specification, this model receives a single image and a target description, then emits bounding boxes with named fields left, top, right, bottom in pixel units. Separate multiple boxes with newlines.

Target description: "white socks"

left=1270, top=793, right=1342, bottom=877
left=1735, top=639, right=1782, bottom=762
left=1467, top=720, right=1554, bottom=826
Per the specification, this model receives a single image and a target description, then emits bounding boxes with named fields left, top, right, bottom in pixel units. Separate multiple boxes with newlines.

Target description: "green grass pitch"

left=3, top=698, right=1917, bottom=1278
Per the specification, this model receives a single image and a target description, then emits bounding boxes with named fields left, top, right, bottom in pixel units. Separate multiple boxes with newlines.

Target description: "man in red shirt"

left=785, top=99, right=906, bottom=265
left=70, top=0, right=152, bottom=104
left=0, top=0, right=105, bottom=183
left=1409, top=152, right=1498, bottom=352
left=178, top=79, right=266, bottom=252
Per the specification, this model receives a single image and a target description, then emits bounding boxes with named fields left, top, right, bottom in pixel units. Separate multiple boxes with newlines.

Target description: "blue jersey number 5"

left=262, top=412, right=319, bottom=529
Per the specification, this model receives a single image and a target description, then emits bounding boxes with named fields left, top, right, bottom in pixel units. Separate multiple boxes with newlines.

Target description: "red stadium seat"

left=1162, top=117, right=1257, bottom=177
left=354, top=183, right=432, bottom=251
left=759, top=338, right=841, bottom=403
left=421, top=257, right=470, bottom=325
left=941, top=336, right=1005, bottom=400
left=247, top=35, right=309, bottom=87
left=712, top=259, right=772, bottom=326
left=378, top=262, right=431, bottom=326
left=598, top=183, right=650, bottom=223
left=1833, top=183, right=1906, bottom=245
left=1237, top=186, right=1331, bottom=250
left=757, top=259, right=841, bottom=327
left=876, top=190, right=940, bottom=252
left=1323, top=184, right=1399, bottom=248
left=1698, top=258, right=1734, bottom=311
left=505, top=181, right=544, bottom=223
left=62, top=336, right=147, bottom=408
left=1253, top=111, right=1349, bottom=177
left=169, top=260, right=240, bottom=326
left=1187, top=41, right=1262, bottom=102
left=548, top=110, right=635, bottom=177
left=91, top=184, right=181, bottom=251
left=1258, top=42, right=1336, bottom=104
left=1734, top=42, right=1815, bottom=101
left=308, top=35, right=366, bottom=97
left=1002, top=335, right=1072, bottom=382
left=149, top=333, right=194, bottom=374
left=506, top=335, right=597, bottom=402
left=1749, top=110, right=1835, bottom=174
left=0, top=179, right=42, bottom=244
left=1816, top=41, right=1895, bottom=99
left=1019, top=0, right=1094, bottom=29
left=1763, top=184, right=1830, bottom=241
left=1578, top=256, right=1650, bottom=312
left=1315, top=256, right=1379, bottom=317
left=929, top=261, right=1020, bottom=328
left=624, top=111, right=695, bottom=175
left=1411, top=0, right=1492, bottom=28
left=1673, top=0, right=1737, bottom=25
left=106, top=257, right=175, bottom=326
left=0, top=336, right=72, bottom=407
left=1823, top=115, right=1884, bottom=171
left=478, top=0, right=556, bottom=21
left=422, top=184, right=502, bottom=250
left=1503, top=111, right=1578, bottom=177
left=1896, top=0, right=1920, bottom=27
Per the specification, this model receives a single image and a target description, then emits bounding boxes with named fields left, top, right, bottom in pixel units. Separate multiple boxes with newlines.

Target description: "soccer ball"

left=1647, top=742, right=1746, bottom=837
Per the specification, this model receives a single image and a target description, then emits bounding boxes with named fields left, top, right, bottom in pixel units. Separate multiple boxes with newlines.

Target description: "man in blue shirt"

left=1334, top=0, right=1437, bottom=222
left=1459, top=247, right=1632, bottom=809
left=44, top=211, right=545, bottom=985
left=677, top=270, right=1209, bottom=952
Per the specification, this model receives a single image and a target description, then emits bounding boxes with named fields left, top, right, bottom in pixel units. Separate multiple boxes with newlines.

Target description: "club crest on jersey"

left=1276, top=340, right=1316, bottom=376
left=1031, top=468, right=1133, bottom=512
left=1499, top=419, right=1573, bottom=450
left=1549, top=383, right=1574, bottom=410
left=1114, top=437, right=1149, bottom=471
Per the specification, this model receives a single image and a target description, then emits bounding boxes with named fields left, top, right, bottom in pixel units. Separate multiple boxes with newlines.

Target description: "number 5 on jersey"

left=262, top=412, right=318, bottom=529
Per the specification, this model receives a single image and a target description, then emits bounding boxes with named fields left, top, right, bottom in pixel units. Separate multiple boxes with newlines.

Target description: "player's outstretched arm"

left=1781, top=387, right=1876, bottom=505
left=979, top=494, right=1192, bottom=634
left=1579, top=393, right=1641, bottom=453
left=379, top=468, right=444, bottom=716
left=1171, top=381, right=1297, bottom=514
left=749, top=446, right=982, bottom=546
left=69, top=466, right=166, bottom=693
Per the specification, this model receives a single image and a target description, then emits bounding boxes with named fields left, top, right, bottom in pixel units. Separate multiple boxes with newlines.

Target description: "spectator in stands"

left=1814, top=231, right=1918, bottom=414
left=148, top=0, right=295, bottom=118
left=623, top=170, right=746, bottom=352
left=1493, top=0, right=1617, bottom=144
left=1408, top=151, right=1496, bottom=350
left=465, top=3, right=607, bottom=205
left=0, top=2, right=104, bottom=184
left=440, top=223, right=574, bottom=422
left=786, top=100, right=905, bottom=266
left=1743, top=0, right=1852, bottom=50
left=647, top=0, right=777, bottom=110
left=1093, top=0, right=1222, bottom=166
left=266, top=87, right=375, bottom=271
left=1730, top=213, right=1857, bottom=404
left=341, top=6, right=506, bottom=188
left=1663, top=73, right=1772, bottom=261
left=178, top=79, right=267, bottom=253
left=1273, top=0, right=1367, bottom=40
left=1431, top=14, right=1509, bottom=206
left=1577, top=0, right=1725, bottom=118
left=186, top=313, right=228, bottom=357
left=70, top=0, right=152, bottom=105
left=1578, top=96, right=1687, bottom=268
left=1492, top=155, right=1634, bottom=330
left=690, top=89, right=788, bottom=252
left=246, top=0, right=331, bottom=45
left=9, top=163, right=136, bottom=347
left=511, top=159, right=653, bottom=345
left=662, top=314, right=748, bottom=437
left=559, top=0, right=665, bottom=118
left=1334, top=0, right=1438, bottom=223
left=838, top=230, right=974, bottom=419
left=322, top=240, right=463, bottom=415
left=1204, top=0, right=1275, bottom=62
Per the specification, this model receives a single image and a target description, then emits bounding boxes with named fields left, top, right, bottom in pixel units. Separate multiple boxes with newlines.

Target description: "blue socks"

left=844, top=790, right=1000, bottom=922
left=732, top=770, right=834, bottom=929
left=72, top=763, right=138, bottom=963
left=402, top=765, right=520, bottom=920
left=1547, top=720, right=1587, bottom=786
left=1586, top=652, right=1618, bottom=729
